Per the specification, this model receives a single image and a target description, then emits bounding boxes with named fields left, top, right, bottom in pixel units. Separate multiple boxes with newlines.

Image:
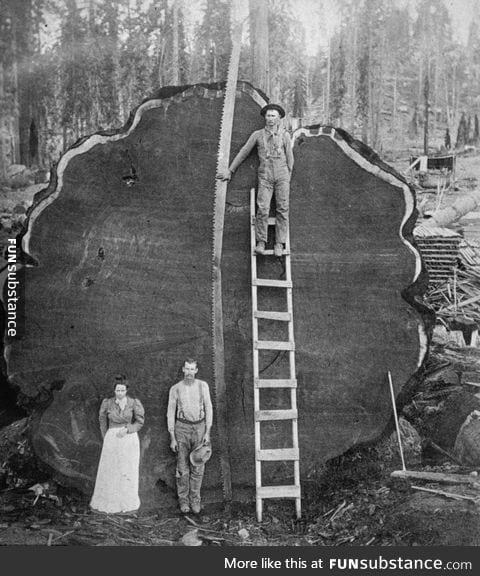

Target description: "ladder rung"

left=255, top=340, right=295, bottom=350
left=257, top=485, right=301, bottom=498
left=255, top=378, right=297, bottom=388
left=254, top=249, right=290, bottom=256
left=257, top=448, right=299, bottom=461
left=254, top=310, right=291, bottom=321
left=254, top=278, right=292, bottom=288
left=252, top=216, right=277, bottom=226
left=255, top=409, right=298, bottom=421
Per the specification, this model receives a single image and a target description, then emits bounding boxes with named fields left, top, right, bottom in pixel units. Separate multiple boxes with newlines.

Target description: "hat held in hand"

left=190, top=443, right=212, bottom=466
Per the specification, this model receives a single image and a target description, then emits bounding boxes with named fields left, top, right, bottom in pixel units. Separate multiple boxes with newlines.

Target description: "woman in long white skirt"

left=90, top=375, right=145, bottom=514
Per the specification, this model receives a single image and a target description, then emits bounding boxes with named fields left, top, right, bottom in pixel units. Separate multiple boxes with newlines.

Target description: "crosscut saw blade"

left=212, top=16, right=243, bottom=504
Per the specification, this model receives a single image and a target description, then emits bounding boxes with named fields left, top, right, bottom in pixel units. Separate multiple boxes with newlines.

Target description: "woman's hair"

left=113, top=374, right=129, bottom=391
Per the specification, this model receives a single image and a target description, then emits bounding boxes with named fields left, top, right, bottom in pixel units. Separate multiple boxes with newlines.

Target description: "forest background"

left=1, top=0, right=480, bottom=177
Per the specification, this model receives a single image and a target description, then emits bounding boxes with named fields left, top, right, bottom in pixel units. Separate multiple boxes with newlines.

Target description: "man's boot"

left=255, top=241, right=266, bottom=255
left=190, top=500, right=201, bottom=514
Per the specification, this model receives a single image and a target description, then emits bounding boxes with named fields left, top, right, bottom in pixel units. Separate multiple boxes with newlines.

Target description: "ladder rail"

left=250, top=188, right=263, bottom=522
left=285, top=225, right=301, bottom=517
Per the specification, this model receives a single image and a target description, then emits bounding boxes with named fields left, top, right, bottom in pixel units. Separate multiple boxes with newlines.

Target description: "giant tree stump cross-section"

left=2, top=84, right=428, bottom=509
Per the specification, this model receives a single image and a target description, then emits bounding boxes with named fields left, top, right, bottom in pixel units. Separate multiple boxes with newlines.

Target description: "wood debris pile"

left=414, top=224, right=462, bottom=284
left=416, top=224, right=480, bottom=326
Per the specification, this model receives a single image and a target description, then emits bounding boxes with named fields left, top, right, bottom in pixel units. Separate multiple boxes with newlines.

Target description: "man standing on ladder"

left=217, top=103, right=294, bottom=258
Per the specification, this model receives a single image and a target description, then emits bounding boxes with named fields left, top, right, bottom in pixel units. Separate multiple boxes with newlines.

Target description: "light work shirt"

left=229, top=127, right=294, bottom=174
left=167, top=379, right=213, bottom=433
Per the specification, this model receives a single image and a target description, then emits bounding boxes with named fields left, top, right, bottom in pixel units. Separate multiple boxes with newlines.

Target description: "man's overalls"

left=256, top=128, right=291, bottom=245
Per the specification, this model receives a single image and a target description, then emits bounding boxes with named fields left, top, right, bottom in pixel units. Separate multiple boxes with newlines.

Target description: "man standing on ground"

left=167, top=358, right=213, bottom=514
left=217, top=103, right=294, bottom=257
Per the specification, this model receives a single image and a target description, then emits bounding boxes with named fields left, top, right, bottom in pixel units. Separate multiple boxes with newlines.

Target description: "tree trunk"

left=326, top=38, right=331, bottom=123
left=11, top=18, right=20, bottom=164
left=171, top=0, right=180, bottom=85
left=249, top=0, right=269, bottom=93
left=158, top=37, right=166, bottom=87
left=62, top=124, right=68, bottom=152
left=452, top=62, right=459, bottom=145
left=19, top=85, right=35, bottom=167
left=443, top=65, right=452, bottom=130
left=0, top=61, right=8, bottom=177
left=212, top=41, right=217, bottom=81
left=423, top=63, right=430, bottom=155
left=433, top=56, right=438, bottom=143
left=348, top=12, right=358, bottom=134
left=367, top=28, right=373, bottom=145
left=392, top=71, right=398, bottom=147
left=109, top=0, right=120, bottom=124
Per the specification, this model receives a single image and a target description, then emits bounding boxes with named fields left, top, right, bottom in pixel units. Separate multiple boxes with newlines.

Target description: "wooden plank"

left=254, top=278, right=292, bottom=288
left=252, top=216, right=277, bottom=226
left=391, top=470, right=480, bottom=487
left=255, top=409, right=298, bottom=421
left=418, top=249, right=459, bottom=254
left=255, top=249, right=290, bottom=256
left=254, top=311, right=292, bottom=321
left=255, top=340, right=295, bottom=350
left=255, top=378, right=297, bottom=388
left=445, top=292, right=480, bottom=309
left=256, top=448, right=299, bottom=460
left=257, top=485, right=300, bottom=498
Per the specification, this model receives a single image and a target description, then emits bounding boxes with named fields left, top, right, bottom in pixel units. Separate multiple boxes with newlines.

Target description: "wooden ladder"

left=249, top=188, right=301, bottom=522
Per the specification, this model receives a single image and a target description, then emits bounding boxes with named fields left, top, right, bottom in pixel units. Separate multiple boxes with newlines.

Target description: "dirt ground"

left=1, top=443, right=479, bottom=547
left=2, top=152, right=480, bottom=546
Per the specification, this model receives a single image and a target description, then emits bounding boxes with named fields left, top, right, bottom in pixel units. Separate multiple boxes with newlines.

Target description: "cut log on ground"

left=0, top=84, right=429, bottom=510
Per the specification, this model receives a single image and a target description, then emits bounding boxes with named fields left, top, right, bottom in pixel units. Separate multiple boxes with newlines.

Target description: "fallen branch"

left=391, top=469, right=480, bottom=488
left=199, top=532, right=226, bottom=543
left=184, top=515, right=219, bottom=532
left=52, top=530, right=75, bottom=543
left=330, top=501, right=351, bottom=523
left=426, top=440, right=463, bottom=466
left=323, top=500, right=346, bottom=520
left=116, top=536, right=146, bottom=545
left=149, top=538, right=175, bottom=545
left=412, top=485, right=480, bottom=504
left=181, top=515, right=237, bottom=545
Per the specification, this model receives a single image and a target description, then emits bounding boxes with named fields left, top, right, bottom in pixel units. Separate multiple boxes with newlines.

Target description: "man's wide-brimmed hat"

left=190, top=443, right=212, bottom=466
left=260, top=103, right=286, bottom=118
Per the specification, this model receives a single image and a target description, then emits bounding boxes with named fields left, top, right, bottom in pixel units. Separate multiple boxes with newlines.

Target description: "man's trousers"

left=256, top=159, right=291, bottom=244
left=174, top=420, right=206, bottom=507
